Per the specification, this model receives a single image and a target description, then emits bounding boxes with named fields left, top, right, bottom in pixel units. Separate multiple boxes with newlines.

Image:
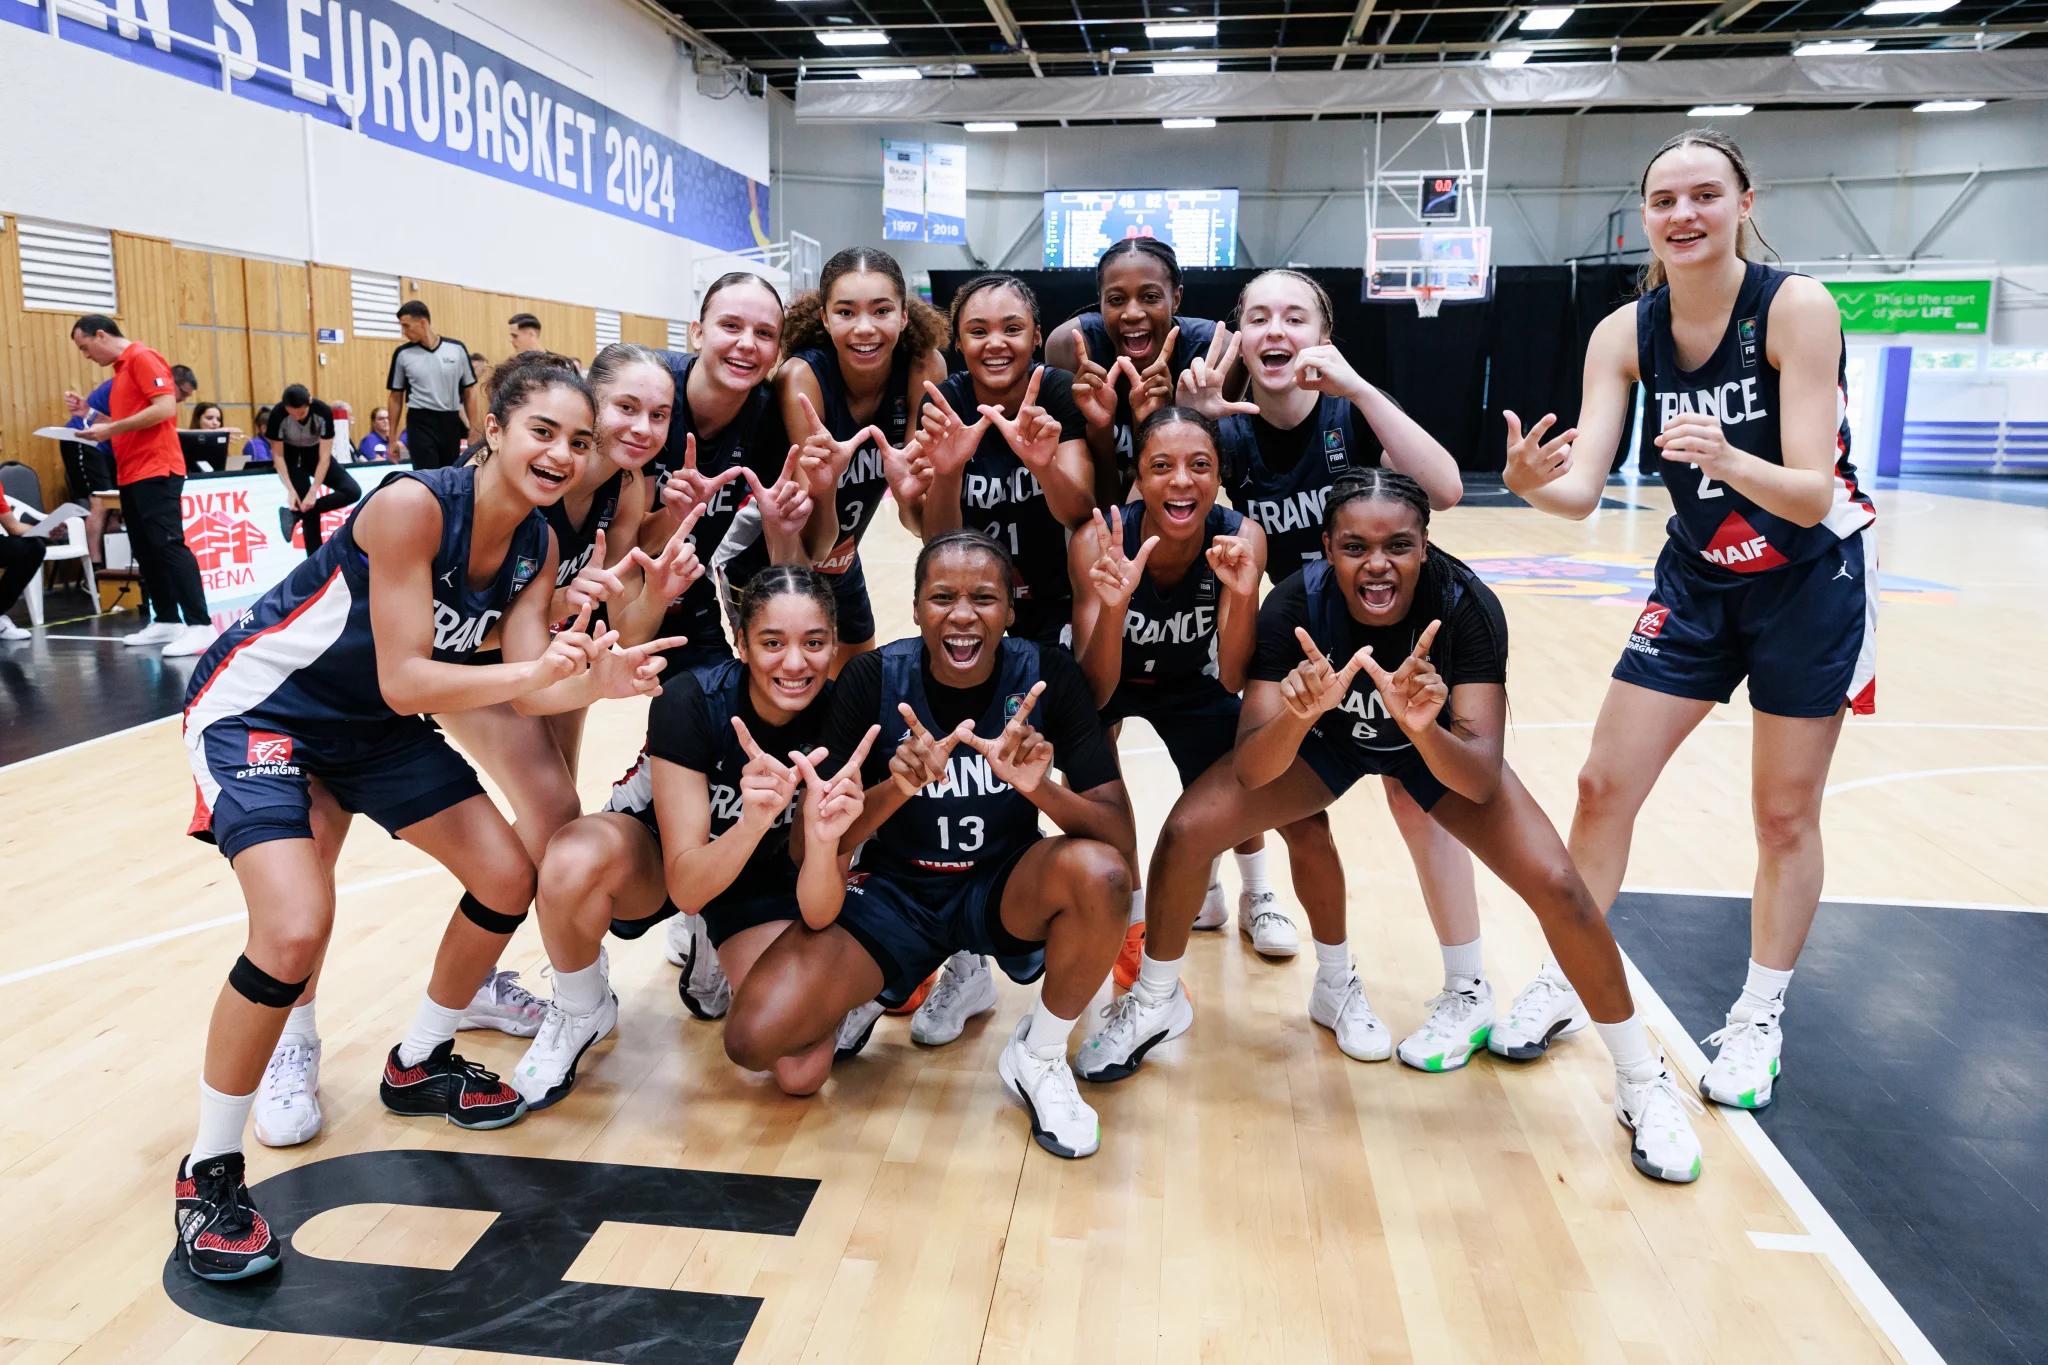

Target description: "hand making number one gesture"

left=978, top=366, right=1066, bottom=475
left=919, top=380, right=989, bottom=479
left=1123, top=323, right=1180, bottom=426
left=562, top=527, right=627, bottom=611
left=790, top=724, right=880, bottom=849
left=958, top=680, right=1052, bottom=794
left=626, top=502, right=707, bottom=605
left=791, top=391, right=877, bottom=505
left=1357, top=619, right=1447, bottom=735
left=746, top=446, right=817, bottom=546
left=890, top=702, right=976, bottom=796
left=1279, top=625, right=1374, bottom=722
left=1085, top=504, right=1158, bottom=609
left=730, top=715, right=803, bottom=832
left=538, top=601, right=684, bottom=698
left=660, top=433, right=747, bottom=518
left=1176, top=327, right=1260, bottom=421
left=1204, top=532, right=1260, bottom=599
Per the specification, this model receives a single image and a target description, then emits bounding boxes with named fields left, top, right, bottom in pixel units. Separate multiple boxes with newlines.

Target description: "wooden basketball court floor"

left=2, top=474, right=2043, bottom=1365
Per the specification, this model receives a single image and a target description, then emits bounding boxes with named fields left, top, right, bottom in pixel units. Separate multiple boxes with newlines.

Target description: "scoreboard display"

left=1043, top=189, right=1240, bottom=268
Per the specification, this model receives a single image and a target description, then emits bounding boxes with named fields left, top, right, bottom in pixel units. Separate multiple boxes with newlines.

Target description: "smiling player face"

left=741, top=593, right=835, bottom=720
left=1641, top=143, right=1754, bottom=275
left=1098, top=252, right=1180, bottom=368
left=1323, top=496, right=1425, bottom=625
left=1134, top=420, right=1219, bottom=541
left=825, top=269, right=906, bottom=379
left=915, top=546, right=1013, bottom=687
left=487, top=382, right=594, bottom=507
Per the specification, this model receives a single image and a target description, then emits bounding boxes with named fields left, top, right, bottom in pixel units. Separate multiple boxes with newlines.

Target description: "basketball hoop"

left=1414, top=285, right=1443, bottom=319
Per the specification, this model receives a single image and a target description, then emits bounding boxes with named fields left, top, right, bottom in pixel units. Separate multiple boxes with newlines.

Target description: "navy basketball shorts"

left=1295, top=726, right=1448, bottom=813
left=1104, top=684, right=1241, bottom=788
left=835, top=845, right=1047, bottom=1007
left=602, top=803, right=797, bottom=947
left=186, top=715, right=484, bottom=860
left=1613, top=529, right=1878, bottom=719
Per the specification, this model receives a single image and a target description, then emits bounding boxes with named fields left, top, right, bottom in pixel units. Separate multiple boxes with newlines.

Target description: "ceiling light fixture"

left=1519, top=7, right=1573, bottom=32
left=1864, top=0, right=1958, bottom=14
left=816, top=29, right=889, bottom=47
left=1153, top=59, right=1219, bottom=75
left=1488, top=49, right=1533, bottom=67
left=1436, top=109, right=1475, bottom=125
left=964, top=121, right=1020, bottom=132
left=855, top=67, right=921, bottom=81
left=1146, top=21, right=1218, bottom=39
left=1163, top=117, right=1217, bottom=129
left=1914, top=98, right=1985, bottom=111
left=1688, top=103, right=1754, bottom=116
left=1794, top=38, right=1877, bottom=55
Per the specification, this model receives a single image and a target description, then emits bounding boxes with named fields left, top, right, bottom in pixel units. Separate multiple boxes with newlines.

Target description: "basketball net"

left=1414, top=285, right=1443, bottom=319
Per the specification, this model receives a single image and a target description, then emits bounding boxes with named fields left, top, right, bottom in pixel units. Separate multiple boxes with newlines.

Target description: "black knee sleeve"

left=228, top=954, right=309, bottom=1008
left=459, top=891, right=528, bottom=935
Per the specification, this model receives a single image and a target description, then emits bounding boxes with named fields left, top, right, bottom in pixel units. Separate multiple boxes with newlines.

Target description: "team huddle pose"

left=171, top=128, right=1875, bottom=1285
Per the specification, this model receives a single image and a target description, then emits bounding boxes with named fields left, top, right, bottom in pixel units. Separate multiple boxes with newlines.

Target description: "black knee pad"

left=459, top=890, right=528, bottom=935
left=228, top=953, right=309, bottom=1008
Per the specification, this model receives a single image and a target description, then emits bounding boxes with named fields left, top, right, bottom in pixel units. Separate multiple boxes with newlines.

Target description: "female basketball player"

left=509, top=566, right=877, bottom=1106
left=1065, top=406, right=1345, bottom=1000
left=1491, top=130, right=1875, bottom=1111
left=1075, top=470, right=1706, bottom=1184
left=1176, top=270, right=1492, bottom=1062
left=722, top=531, right=1133, bottom=1160
left=1044, top=237, right=1222, bottom=502
left=173, top=354, right=683, bottom=1281
left=716, top=247, right=948, bottom=667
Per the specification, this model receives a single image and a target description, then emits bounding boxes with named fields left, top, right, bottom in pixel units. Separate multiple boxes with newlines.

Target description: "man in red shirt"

left=71, top=315, right=215, bottom=656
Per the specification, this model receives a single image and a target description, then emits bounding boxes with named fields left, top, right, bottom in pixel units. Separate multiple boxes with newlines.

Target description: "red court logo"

left=1634, top=605, right=1670, bottom=638
left=247, top=732, right=294, bottom=766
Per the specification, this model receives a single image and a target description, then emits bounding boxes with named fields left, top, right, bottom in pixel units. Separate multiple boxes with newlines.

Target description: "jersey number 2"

left=1696, top=469, right=1723, bottom=499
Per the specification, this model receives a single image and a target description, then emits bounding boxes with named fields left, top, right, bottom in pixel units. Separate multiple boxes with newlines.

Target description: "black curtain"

left=926, top=265, right=1640, bottom=474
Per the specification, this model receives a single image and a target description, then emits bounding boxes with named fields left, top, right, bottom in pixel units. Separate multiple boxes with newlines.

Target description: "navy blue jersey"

left=1636, top=261, right=1874, bottom=573
left=651, top=351, right=779, bottom=648
left=1075, top=312, right=1220, bottom=469
left=1116, top=503, right=1242, bottom=693
left=934, top=365, right=1086, bottom=635
left=184, top=465, right=550, bottom=730
left=1218, top=395, right=1385, bottom=581
left=545, top=469, right=624, bottom=588
left=608, top=659, right=832, bottom=902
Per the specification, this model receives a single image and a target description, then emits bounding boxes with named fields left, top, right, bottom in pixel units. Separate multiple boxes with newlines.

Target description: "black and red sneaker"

left=379, top=1040, right=526, bottom=1129
left=174, top=1152, right=281, bottom=1281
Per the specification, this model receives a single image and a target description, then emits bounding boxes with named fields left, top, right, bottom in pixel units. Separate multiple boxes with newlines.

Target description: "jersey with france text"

left=183, top=465, right=549, bottom=729
left=1219, top=395, right=1384, bottom=581
left=1117, top=503, right=1241, bottom=693
left=1636, top=260, right=1873, bottom=573
left=933, top=365, right=1086, bottom=628
left=860, top=637, right=1048, bottom=878
left=1076, top=312, right=1219, bottom=468
left=651, top=350, right=779, bottom=647
left=545, top=469, right=624, bottom=589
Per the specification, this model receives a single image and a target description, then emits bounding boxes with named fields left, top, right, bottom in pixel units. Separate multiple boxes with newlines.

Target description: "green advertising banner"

left=1824, top=279, right=1992, bottom=335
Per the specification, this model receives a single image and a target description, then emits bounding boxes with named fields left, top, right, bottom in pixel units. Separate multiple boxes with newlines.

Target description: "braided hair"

left=737, top=563, right=837, bottom=639
left=914, top=527, right=1016, bottom=599
left=949, top=272, right=1040, bottom=335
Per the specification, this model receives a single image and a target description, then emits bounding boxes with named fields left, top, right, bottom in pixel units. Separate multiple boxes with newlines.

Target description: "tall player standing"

left=1493, top=130, right=1876, bottom=1112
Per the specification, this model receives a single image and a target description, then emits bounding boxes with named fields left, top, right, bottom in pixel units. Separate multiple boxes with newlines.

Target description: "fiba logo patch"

left=1004, top=692, right=1028, bottom=718
left=1633, top=605, right=1670, bottom=639
left=1738, top=316, right=1759, bottom=368
left=1322, top=428, right=1348, bottom=472
left=246, top=731, right=293, bottom=765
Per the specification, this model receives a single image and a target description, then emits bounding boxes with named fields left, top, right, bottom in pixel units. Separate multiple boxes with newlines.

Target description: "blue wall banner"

left=882, top=138, right=926, bottom=243
left=0, top=0, right=768, bottom=251
left=924, top=142, right=966, bottom=245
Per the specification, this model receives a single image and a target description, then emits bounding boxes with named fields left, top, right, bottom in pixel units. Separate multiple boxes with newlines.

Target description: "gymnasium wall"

left=0, top=214, right=672, bottom=499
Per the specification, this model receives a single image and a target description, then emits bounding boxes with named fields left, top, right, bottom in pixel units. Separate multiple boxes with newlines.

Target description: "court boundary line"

left=1620, top=884, right=2046, bottom=915
left=1619, top=946, right=1942, bottom=1364
left=0, top=867, right=441, bottom=988
left=0, top=713, right=178, bottom=774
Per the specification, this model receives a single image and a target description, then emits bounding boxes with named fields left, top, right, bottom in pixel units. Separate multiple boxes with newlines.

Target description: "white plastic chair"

left=5, top=495, right=95, bottom=627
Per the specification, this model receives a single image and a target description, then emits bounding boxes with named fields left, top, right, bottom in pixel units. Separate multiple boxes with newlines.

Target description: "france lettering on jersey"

left=1636, top=261, right=1874, bottom=573
left=864, top=637, right=1044, bottom=877
left=546, top=469, right=624, bottom=588
left=935, top=367, right=1072, bottom=619
left=1119, top=504, right=1240, bottom=691
left=1219, top=395, right=1378, bottom=581
left=652, top=350, right=775, bottom=642
left=184, top=465, right=550, bottom=735
left=1076, top=312, right=1219, bottom=467
left=1299, top=559, right=1463, bottom=759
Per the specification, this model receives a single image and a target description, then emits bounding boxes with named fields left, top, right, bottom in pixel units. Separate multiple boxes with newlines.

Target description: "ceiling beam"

left=1651, top=0, right=1764, bottom=60
left=1334, top=0, right=1379, bottom=70
left=982, top=0, right=1045, bottom=77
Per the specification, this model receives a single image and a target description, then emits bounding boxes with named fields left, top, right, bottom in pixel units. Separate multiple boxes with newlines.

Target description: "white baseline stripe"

left=0, top=714, right=177, bottom=774
left=1620, top=948, right=1943, bottom=1363
left=1824, top=763, right=2048, bottom=798
left=1748, top=1232, right=1823, bottom=1254
left=1621, top=884, right=2046, bottom=915
left=0, top=866, right=442, bottom=988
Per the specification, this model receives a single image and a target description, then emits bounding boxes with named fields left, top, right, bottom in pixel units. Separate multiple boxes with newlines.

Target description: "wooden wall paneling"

left=622, top=314, right=666, bottom=348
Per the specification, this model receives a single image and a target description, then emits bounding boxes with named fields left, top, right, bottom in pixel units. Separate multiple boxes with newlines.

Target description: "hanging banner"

left=882, top=139, right=927, bottom=242
left=0, top=0, right=767, bottom=250
left=1823, top=280, right=1992, bottom=335
left=924, top=142, right=967, bottom=244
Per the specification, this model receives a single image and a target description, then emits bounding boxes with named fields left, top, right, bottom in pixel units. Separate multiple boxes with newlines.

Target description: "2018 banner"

left=0, top=0, right=768, bottom=250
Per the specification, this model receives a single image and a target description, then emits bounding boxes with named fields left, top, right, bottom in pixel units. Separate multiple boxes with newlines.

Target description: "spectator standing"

left=67, top=314, right=215, bottom=656
left=266, top=385, right=362, bottom=555
left=384, top=300, right=477, bottom=471
left=507, top=313, right=542, bottom=353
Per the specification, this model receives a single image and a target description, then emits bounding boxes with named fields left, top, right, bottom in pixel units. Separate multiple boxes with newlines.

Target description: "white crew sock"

left=1736, top=959, right=1793, bottom=1019
left=1313, top=937, right=1351, bottom=987
left=1235, top=847, right=1272, bottom=900
left=190, top=1080, right=256, bottom=1164
left=553, top=955, right=608, bottom=1017
left=1440, top=936, right=1484, bottom=988
left=1593, top=1014, right=1656, bottom=1077
left=396, top=994, right=466, bottom=1067
left=1135, top=951, right=1182, bottom=1004
left=1128, top=886, right=1147, bottom=927
left=281, top=1000, right=319, bottom=1044
left=1024, top=997, right=1079, bottom=1057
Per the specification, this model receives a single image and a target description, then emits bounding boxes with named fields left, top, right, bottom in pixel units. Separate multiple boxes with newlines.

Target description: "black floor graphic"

left=165, top=1150, right=818, bottom=1365
left=1612, top=891, right=2048, bottom=1365
left=0, top=594, right=196, bottom=765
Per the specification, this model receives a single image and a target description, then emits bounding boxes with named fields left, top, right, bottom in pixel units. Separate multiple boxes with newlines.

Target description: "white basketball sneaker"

left=1615, top=1054, right=1706, bottom=1183
left=667, top=915, right=731, bottom=1021
left=511, top=989, right=619, bottom=1111
left=835, top=999, right=886, bottom=1060
left=1700, top=1002, right=1784, bottom=1110
left=910, top=950, right=997, bottom=1046
left=1192, top=876, right=1229, bottom=930
left=122, top=621, right=179, bottom=649
left=1487, top=966, right=1588, bottom=1061
left=252, top=1036, right=322, bottom=1148
left=460, top=969, right=547, bottom=1038
left=1076, top=982, right=1194, bottom=1082
left=1308, top=970, right=1393, bottom=1062
left=1397, top=979, right=1495, bottom=1073
left=998, top=1018, right=1100, bottom=1159
left=1237, top=890, right=1300, bottom=958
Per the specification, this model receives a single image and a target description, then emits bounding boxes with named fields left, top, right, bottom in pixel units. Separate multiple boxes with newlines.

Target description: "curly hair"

left=781, top=247, right=948, bottom=363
